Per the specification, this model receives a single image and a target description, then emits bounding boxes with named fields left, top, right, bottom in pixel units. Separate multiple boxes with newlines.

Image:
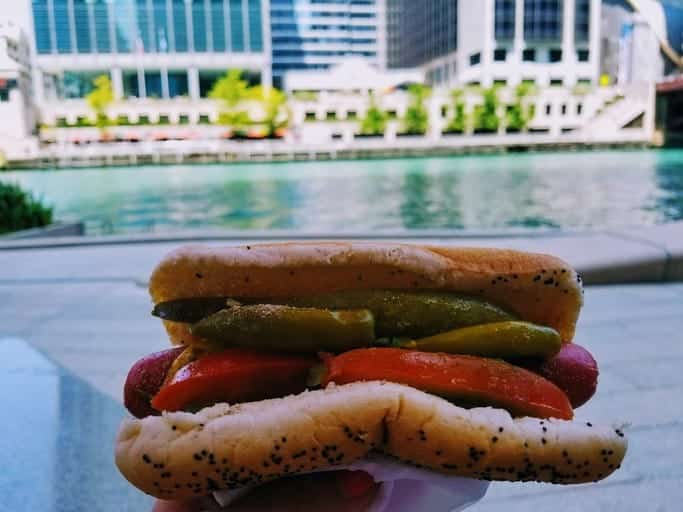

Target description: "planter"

left=354, top=133, right=385, bottom=139
left=2, top=222, right=85, bottom=239
left=396, top=132, right=425, bottom=138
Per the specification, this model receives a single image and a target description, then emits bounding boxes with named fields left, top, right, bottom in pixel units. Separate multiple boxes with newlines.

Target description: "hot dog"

left=116, top=242, right=626, bottom=504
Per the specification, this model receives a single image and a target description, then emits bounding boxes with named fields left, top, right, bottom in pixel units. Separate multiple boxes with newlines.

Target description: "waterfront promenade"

left=2, top=228, right=682, bottom=511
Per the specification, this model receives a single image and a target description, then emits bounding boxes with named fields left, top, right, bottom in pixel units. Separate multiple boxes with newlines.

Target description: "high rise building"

left=387, top=0, right=602, bottom=89
left=270, top=0, right=384, bottom=87
left=24, top=0, right=271, bottom=103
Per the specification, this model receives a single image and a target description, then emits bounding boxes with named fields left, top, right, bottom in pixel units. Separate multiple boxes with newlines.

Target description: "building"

left=388, top=0, right=602, bottom=89
left=0, top=19, right=39, bottom=160
left=21, top=0, right=270, bottom=105
left=270, top=0, right=384, bottom=87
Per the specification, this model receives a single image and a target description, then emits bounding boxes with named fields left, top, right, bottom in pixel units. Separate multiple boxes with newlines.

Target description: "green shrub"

left=0, top=182, right=53, bottom=234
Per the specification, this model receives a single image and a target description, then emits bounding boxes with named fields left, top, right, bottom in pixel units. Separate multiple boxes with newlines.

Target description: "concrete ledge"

left=0, top=222, right=681, bottom=285
left=1, top=222, right=85, bottom=239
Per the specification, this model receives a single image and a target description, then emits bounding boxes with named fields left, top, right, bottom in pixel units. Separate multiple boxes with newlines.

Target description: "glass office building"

left=30, top=0, right=269, bottom=100
left=270, top=0, right=382, bottom=87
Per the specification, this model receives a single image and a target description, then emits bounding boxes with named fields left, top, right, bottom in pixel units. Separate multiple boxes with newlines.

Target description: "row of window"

left=272, top=36, right=375, bottom=44
left=55, top=69, right=260, bottom=100
left=32, top=0, right=263, bottom=55
left=273, top=49, right=376, bottom=57
left=468, top=47, right=590, bottom=66
left=494, top=0, right=591, bottom=43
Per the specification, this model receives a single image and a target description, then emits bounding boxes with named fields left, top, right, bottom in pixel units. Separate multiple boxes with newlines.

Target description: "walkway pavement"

left=2, top=240, right=682, bottom=511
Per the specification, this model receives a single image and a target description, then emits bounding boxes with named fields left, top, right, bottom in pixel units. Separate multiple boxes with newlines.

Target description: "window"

left=137, top=0, right=153, bottom=52
left=249, top=0, right=264, bottom=51
left=152, top=0, right=169, bottom=51
left=523, top=49, right=536, bottom=62
left=305, top=111, right=316, bottom=121
left=522, top=78, right=536, bottom=85
left=495, top=0, right=516, bottom=41
left=545, top=104, right=552, bottom=115
left=230, top=0, right=245, bottom=51
left=61, top=71, right=105, bottom=99
left=172, top=0, right=189, bottom=52
left=575, top=0, right=590, bottom=43
left=145, top=71, right=163, bottom=98
left=94, top=0, right=112, bottom=53
left=549, top=48, right=562, bottom=62
left=493, top=79, right=507, bottom=86
left=123, top=72, right=140, bottom=98
left=192, top=1, right=207, bottom=52
left=577, top=103, right=583, bottom=115
left=211, top=0, right=227, bottom=52
left=74, top=0, right=92, bottom=53
left=54, top=0, right=72, bottom=53
left=198, top=114, right=211, bottom=124
left=577, top=78, right=591, bottom=85
left=469, top=52, right=481, bottom=66
left=199, top=71, right=223, bottom=97
left=346, top=111, right=357, bottom=120
left=158, top=114, right=171, bottom=125
left=32, top=0, right=52, bottom=54
left=524, top=0, right=563, bottom=42
left=561, top=104, right=567, bottom=115
left=168, top=71, right=189, bottom=97
left=179, top=114, right=190, bottom=124
left=494, top=48, right=507, bottom=62
left=325, top=111, right=337, bottom=121
left=577, top=49, right=590, bottom=62
left=550, top=78, right=563, bottom=86
left=138, top=114, right=151, bottom=125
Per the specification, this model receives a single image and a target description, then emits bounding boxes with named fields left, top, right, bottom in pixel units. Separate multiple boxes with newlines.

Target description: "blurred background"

left=0, top=0, right=682, bottom=237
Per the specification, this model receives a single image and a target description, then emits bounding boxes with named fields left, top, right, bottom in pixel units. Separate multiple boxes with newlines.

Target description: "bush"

left=0, top=182, right=53, bottom=234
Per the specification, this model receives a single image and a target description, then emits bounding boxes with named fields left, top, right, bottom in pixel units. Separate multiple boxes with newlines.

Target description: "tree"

left=402, top=84, right=431, bottom=135
left=445, top=88, right=466, bottom=134
left=209, top=70, right=251, bottom=128
left=360, top=95, right=387, bottom=135
left=506, top=82, right=536, bottom=132
left=249, top=85, right=289, bottom=137
left=85, top=74, right=114, bottom=131
left=473, top=86, right=500, bottom=133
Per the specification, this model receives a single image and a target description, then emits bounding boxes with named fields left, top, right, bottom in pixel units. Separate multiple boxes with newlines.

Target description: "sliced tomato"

left=151, top=349, right=317, bottom=412
left=322, top=348, right=573, bottom=420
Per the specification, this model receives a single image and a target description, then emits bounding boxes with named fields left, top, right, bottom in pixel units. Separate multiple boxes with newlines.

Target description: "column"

left=589, top=0, right=601, bottom=84
left=514, top=0, right=525, bottom=63
left=481, top=0, right=496, bottom=88
left=188, top=67, right=200, bottom=99
left=138, top=67, right=147, bottom=98
left=562, top=0, right=576, bottom=86
left=111, top=68, right=124, bottom=100
left=161, top=68, right=170, bottom=99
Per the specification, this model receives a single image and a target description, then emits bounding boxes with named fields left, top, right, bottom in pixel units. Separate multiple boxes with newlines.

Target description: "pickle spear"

left=191, top=304, right=376, bottom=352
left=397, top=321, right=562, bottom=359
left=152, top=297, right=236, bottom=323
left=277, top=290, right=515, bottom=338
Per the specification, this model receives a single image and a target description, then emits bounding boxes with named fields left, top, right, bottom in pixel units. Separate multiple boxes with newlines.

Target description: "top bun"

left=150, top=242, right=582, bottom=343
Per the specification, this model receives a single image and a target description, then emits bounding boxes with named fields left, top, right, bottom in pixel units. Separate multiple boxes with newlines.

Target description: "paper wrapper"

left=213, top=454, right=490, bottom=511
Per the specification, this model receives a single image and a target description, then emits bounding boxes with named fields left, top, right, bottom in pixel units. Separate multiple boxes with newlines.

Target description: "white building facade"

left=389, top=0, right=602, bottom=89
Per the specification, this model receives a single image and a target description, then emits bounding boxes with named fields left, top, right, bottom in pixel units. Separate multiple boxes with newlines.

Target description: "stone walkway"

left=2, top=242, right=682, bottom=511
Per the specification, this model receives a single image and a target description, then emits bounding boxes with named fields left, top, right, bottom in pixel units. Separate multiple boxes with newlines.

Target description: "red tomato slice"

left=323, top=348, right=573, bottom=420
left=151, top=349, right=317, bottom=412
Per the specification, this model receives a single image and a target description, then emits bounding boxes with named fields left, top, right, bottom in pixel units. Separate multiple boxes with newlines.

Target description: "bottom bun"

left=115, top=381, right=627, bottom=500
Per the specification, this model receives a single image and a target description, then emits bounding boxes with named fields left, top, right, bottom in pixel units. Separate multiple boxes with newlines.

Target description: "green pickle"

left=152, top=297, right=236, bottom=323
left=190, top=304, right=376, bottom=352
left=277, top=290, right=515, bottom=338
left=402, top=321, right=562, bottom=359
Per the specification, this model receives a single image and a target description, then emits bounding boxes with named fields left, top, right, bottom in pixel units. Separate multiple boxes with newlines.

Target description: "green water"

left=2, top=150, right=683, bottom=235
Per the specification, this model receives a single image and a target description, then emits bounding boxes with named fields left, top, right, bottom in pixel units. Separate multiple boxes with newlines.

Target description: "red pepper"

left=323, top=348, right=573, bottom=420
left=151, top=349, right=317, bottom=412
left=335, top=470, right=376, bottom=499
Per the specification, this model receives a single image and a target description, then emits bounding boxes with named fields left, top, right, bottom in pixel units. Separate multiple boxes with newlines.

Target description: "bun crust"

left=149, top=243, right=583, bottom=343
left=115, top=382, right=626, bottom=500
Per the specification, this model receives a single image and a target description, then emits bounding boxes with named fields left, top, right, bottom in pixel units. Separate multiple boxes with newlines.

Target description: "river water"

left=3, top=149, right=682, bottom=235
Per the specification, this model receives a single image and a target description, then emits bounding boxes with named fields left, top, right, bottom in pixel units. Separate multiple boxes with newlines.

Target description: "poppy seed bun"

left=149, top=243, right=583, bottom=344
left=115, top=381, right=626, bottom=500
